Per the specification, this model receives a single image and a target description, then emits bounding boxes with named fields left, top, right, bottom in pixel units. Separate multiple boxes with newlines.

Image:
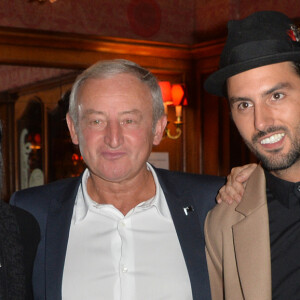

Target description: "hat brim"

left=204, top=52, right=300, bottom=97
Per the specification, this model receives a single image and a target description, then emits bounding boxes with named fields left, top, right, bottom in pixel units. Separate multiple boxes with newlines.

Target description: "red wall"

left=0, top=0, right=299, bottom=91
left=0, top=0, right=195, bottom=44
left=195, top=0, right=300, bottom=42
left=0, top=0, right=299, bottom=45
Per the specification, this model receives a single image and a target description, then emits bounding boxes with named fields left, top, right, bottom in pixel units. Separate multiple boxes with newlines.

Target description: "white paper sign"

left=148, top=152, right=169, bottom=170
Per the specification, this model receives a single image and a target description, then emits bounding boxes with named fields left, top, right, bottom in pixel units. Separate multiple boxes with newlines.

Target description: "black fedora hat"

left=204, top=11, right=300, bottom=97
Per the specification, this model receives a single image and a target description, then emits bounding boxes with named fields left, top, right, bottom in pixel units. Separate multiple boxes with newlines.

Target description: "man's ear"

left=153, top=115, right=167, bottom=146
left=66, top=113, right=79, bottom=145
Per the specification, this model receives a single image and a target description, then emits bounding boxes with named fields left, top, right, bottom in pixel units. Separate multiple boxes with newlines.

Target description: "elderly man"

left=11, top=59, right=225, bottom=300
left=204, top=11, right=300, bottom=300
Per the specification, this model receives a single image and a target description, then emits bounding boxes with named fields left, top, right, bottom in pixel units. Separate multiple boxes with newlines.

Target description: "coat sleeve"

left=12, top=206, right=40, bottom=300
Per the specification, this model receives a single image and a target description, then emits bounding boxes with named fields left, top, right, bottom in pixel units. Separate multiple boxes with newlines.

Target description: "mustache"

left=252, top=126, right=287, bottom=143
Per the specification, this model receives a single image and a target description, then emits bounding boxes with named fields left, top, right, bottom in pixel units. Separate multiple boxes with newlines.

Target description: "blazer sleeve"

left=12, top=206, right=40, bottom=300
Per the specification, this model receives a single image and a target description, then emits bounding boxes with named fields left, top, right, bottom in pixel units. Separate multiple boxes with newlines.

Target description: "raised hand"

left=216, top=163, right=257, bottom=204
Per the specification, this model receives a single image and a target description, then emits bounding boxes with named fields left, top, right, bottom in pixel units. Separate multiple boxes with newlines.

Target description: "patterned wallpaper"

left=194, top=0, right=300, bottom=41
left=0, top=0, right=195, bottom=44
left=0, top=0, right=299, bottom=91
left=0, top=0, right=299, bottom=44
left=0, top=66, right=73, bottom=92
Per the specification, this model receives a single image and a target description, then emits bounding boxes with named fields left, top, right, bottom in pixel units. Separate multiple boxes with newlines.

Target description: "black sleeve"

left=12, top=206, right=40, bottom=300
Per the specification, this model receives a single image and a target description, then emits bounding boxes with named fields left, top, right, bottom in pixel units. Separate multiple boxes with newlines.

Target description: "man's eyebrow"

left=81, top=109, right=106, bottom=116
left=262, top=82, right=292, bottom=96
left=81, top=109, right=142, bottom=116
left=229, top=82, right=293, bottom=105
left=229, top=96, right=251, bottom=105
left=119, top=109, right=142, bottom=115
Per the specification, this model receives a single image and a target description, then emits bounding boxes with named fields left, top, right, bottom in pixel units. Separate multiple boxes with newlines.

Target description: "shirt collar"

left=264, top=169, right=300, bottom=208
left=72, top=168, right=91, bottom=223
left=140, top=163, right=171, bottom=219
left=73, top=163, right=171, bottom=223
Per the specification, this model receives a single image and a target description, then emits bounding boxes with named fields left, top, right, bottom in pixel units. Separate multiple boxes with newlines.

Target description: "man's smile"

left=260, top=133, right=285, bottom=145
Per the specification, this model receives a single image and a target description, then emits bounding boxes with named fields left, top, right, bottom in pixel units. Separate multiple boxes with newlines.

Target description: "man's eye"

left=272, top=92, right=284, bottom=101
left=237, top=102, right=252, bottom=110
left=89, top=119, right=105, bottom=128
left=121, top=119, right=135, bottom=125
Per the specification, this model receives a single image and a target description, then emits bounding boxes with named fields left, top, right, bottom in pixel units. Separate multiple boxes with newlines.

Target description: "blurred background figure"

left=0, top=121, right=40, bottom=300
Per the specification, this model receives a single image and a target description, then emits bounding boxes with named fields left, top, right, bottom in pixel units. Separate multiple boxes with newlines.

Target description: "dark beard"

left=243, top=126, right=300, bottom=172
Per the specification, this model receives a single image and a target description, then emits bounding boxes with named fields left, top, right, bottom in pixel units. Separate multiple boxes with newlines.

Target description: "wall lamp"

left=159, top=81, right=188, bottom=139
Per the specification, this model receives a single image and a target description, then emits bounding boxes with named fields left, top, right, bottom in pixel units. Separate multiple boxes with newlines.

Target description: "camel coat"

left=205, top=165, right=272, bottom=300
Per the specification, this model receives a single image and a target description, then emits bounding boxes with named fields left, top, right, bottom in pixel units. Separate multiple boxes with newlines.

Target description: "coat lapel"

left=155, top=169, right=211, bottom=300
left=232, top=166, right=272, bottom=300
left=45, top=177, right=81, bottom=300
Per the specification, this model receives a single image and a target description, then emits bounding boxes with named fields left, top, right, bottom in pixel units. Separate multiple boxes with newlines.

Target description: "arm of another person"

left=217, top=163, right=257, bottom=204
left=12, top=206, right=40, bottom=300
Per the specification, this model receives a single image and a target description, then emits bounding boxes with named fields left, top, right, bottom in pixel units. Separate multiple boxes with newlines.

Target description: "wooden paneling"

left=193, top=38, right=258, bottom=176
left=0, top=27, right=192, bottom=71
left=0, top=27, right=259, bottom=201
left=0, top=93, right=17, bottom=201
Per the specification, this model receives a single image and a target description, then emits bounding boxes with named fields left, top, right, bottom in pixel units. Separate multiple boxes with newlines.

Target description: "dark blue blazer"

left=10, top=167, right=224, bottom=300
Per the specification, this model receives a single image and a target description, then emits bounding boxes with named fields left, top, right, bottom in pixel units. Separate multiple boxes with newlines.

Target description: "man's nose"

left=104, top=121, right=124, bottom=148
left=254, top=104, right=275, bottom=132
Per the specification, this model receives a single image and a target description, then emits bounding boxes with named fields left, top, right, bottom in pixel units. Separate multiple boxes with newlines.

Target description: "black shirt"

left=265, top=170, right=300, bottom=299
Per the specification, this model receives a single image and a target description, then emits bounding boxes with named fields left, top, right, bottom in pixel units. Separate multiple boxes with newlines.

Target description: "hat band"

left=225, top=40, right=296, bottom=66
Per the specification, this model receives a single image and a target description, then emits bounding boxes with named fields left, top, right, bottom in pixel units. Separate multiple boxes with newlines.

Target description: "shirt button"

left=122, top=266, right=128, bottom=273
left=297, top=185, right=300, bottom=192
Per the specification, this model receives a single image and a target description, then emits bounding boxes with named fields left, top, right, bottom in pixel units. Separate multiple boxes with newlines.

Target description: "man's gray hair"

left=69, top=59, right=165, bottom=131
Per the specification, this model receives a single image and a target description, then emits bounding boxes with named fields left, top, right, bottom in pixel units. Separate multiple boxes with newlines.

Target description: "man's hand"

left=216, top=163, right=257, bottom=204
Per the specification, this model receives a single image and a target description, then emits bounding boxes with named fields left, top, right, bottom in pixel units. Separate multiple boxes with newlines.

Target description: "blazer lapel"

left=45, top=177, right=82, bottom=300
left=232, top=166, right=272, bottom=300
left=155, top=169, right=210, bottom=300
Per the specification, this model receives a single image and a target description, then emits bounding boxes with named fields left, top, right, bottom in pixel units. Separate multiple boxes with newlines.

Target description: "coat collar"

left=232, top=165, right=272, bottom=299
left=45, top=176, right=82, bottom=300
left=154, top=167, right=211, bottom=300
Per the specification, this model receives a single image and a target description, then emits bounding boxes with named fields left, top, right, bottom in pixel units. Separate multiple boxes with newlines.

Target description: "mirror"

left=0, top=65, right=76, bottom=92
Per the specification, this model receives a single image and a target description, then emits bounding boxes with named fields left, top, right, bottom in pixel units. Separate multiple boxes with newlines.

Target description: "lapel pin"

left=183, top=205, right=194, bottom=216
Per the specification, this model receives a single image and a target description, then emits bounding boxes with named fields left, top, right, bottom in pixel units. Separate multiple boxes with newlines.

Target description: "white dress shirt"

left=62, top=163, right=192, bottom=300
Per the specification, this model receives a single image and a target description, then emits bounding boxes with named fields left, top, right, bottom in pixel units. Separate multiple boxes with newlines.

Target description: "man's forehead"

left=78, top=74, right=150, bottom=98
left=228, top=61, right=295, bottom=81
left=227, top=62, right=297, bottom=91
